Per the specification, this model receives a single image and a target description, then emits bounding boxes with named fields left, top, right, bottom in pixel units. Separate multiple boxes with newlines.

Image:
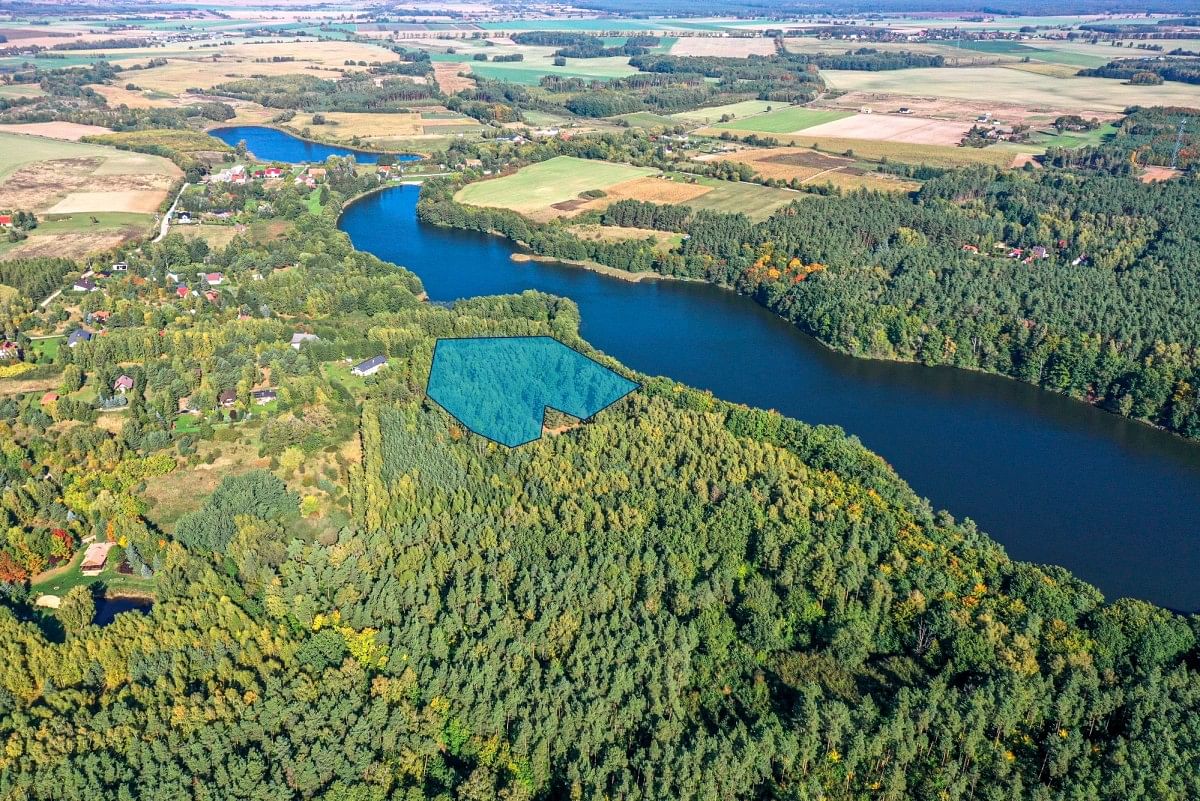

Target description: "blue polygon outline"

left=424, top=335, right=639, bottom=447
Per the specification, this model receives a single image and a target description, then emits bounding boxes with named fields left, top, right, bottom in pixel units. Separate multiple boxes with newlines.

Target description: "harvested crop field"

left=696, top=128, right=1020, bottom=168
left=289, top=110, right=482, bottom=143
left=433, top=61, right=475, bottom=93
left=600, top=176, right=713, bottom=204
left=0, top=230, right=137, bottom=262
left=670, top=36, right=778, bottom=57
left=0, top=122, right=110, bottom=141
left=801, top=113, right=971, bottom=146
left=47, top=190, right=165, bottom=214
left=822, top=67, right=1200, bottom=116
left=695, top=147, right=921, bottom=192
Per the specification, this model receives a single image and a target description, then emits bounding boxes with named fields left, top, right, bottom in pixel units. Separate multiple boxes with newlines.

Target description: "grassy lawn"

left=322, top=360, right=373, bottom=395
left=30, top=335, right=65, bottom=362
left=713, top=107, right=854, bottom=134
left=612, top=111, right=681, bottom=129
left=31, top=547, right=155, bottom=598
left=455, top=156, right=657, bottom=215
left=1031, top=122, right=1119, bottom=149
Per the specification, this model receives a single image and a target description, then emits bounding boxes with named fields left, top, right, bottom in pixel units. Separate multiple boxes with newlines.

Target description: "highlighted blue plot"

left=426, top=336, right=638, bottom=447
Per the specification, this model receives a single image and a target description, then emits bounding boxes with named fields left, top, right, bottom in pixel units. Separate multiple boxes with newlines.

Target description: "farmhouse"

left=113, top=375, right=134, bottom=394
left=203, top=272, right=224, bottom=286
left=217, top=389, right=237, bottom=408
left=72, top=277, right=98, bottom=293
left=252, top=389, right=278, bottom=405
left=290, top=332, right=320, bottom=349
left=0, top=342, right=20, bottom=361
left=352, top=355, right=388, bottom=377
left=80, top=541, right=115, bottom=576
left=66, top=329, right=92, bottom=348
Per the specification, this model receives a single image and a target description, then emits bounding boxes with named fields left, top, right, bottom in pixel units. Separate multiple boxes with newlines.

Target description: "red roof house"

left=0, top=215, right=11, bottom=227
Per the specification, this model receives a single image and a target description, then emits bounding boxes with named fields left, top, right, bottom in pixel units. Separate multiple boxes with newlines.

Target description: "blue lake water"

left=221, top=125, right=1200, bottom=610
left=210, top=126, right=420, bottom=165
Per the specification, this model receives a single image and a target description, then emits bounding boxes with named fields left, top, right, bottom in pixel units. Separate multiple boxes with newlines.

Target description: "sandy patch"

left=1140, top=166, right=1180, bottom=183
left=671, top=37, right=778, bottom=58
left=1010, top=153, right=1041, bottom=169
left=0, top=122, right=111, bottom=141
left=800, top=113, right=971, bottom=146
left=47, top=191, right=165, bottom=214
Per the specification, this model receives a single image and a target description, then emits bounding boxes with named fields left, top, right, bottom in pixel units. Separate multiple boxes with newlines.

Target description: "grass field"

left=713, top=107, right=854, bottom=133
left=456, top=157, right=657, bottom=216
left=821, top=67, right=1200, bottom=115
left=670, top=100, right=780, bottom=126
left=672, top=174, right=799, bottom=220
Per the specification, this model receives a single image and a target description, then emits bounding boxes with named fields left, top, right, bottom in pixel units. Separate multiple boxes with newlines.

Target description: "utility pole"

left=1170, top=116, right=1188, bottom=170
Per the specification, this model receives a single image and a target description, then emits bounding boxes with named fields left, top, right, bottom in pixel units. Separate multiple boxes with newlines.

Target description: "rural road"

left=154, top=182, right=188, bottom=243
left=38, top=289, right=61, bottom=309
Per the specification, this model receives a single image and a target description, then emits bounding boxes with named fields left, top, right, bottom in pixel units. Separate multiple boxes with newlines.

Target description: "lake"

left=218, top=126, right=1200, bottom=611
left=210, top=126, right=421, bottom=165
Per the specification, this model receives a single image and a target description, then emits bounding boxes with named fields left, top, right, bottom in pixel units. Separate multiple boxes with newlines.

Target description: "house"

left=41, top=392, right=58, bottom=405
left=1072, top=254, right=1089, bottom=267
left=86, top=310, right=111, bottom=325
left=351, top=355, right=387, bottom=377
left=204, top=289, right=219, bottom=303
left=307, top=167, right=327, bottom=180
left=66, top=329, right=92, bottom=348
left=166, top=271, right=180, bottom=283
left=0, top=215, right=11, bottom=227
left=961, top=244, right=979, bottom=254
left=80, top=541, right=114, bottom=576
left=0, top=342, right=20, bottom=361
left=230, top=165, right=247, bottom=184
left=174, top=211, right=191, bottom=224
left=264, top=167, right=284, bottom=179
left=290, top=332, right=320, bottom=350
left=203, top=272, right=224, bottom=286
left=1031, top=245, right=1049, bottom=260
left=72, top=277, right=98, bottom=293
left=112, top=261, right=128, bottom=272
left=897, top=107, right=912, bottom=115
left=113, top=375, right=134, bottom=394
left=178, top=396, right=200, bottom=415
left=175, top=285, right=191, bottom=299
left=217, top=389, right=237, bottom=408
left=252, top=169, right=266, bottom=180
left=251, top=388, right=277, bottom=405
left=1007, top=247, right=1024, bottom=258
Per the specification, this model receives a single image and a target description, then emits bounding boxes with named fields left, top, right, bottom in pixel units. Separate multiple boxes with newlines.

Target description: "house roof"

left=252, top=388, right=277, bottom=399
left=290, top=332, right=319, bottom=345
left=67, top=329, right=92, bottom=345
left=354, top=355, right=387, bottom=372
left=114, top=375, right=134, bottom=390
left=74, top=278, right=96, bottom=290
left=81, top=541, right=114, bottom=571
left=41, top=392, right=58, bottom=404
left=218, top=389, right=237, bottom=403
